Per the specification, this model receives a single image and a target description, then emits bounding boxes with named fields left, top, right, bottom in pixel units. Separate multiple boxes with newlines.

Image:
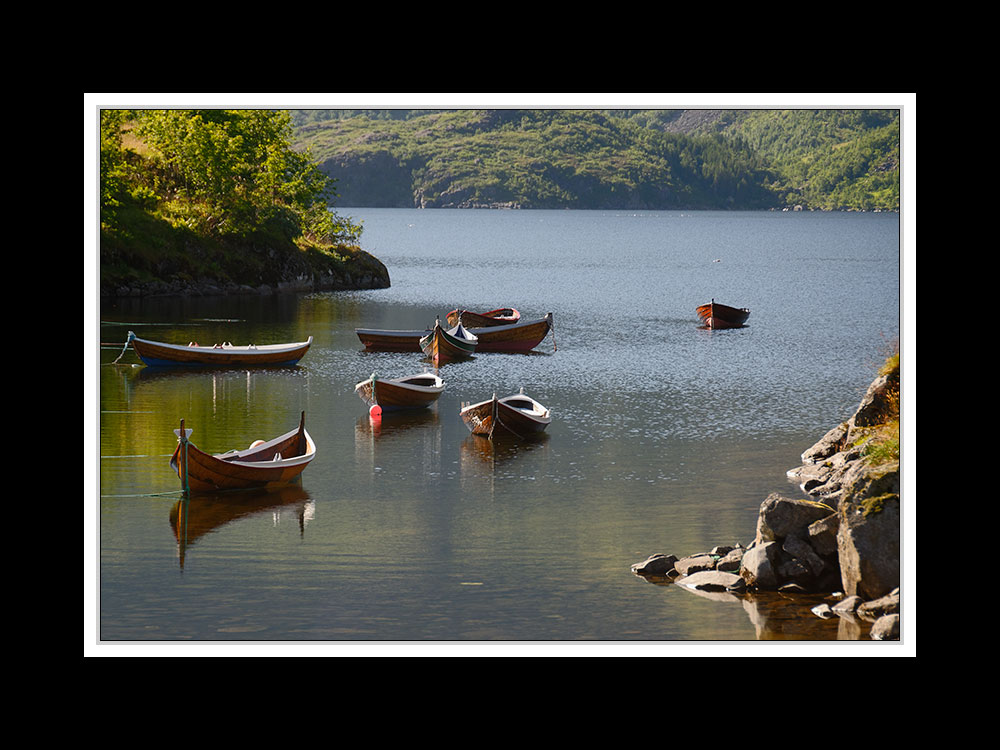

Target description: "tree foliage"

left=100, top=109, right=362, bottom=244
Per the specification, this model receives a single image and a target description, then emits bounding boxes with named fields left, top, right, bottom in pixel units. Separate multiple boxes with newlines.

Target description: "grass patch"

left=860, top=347, right=900, bottom=466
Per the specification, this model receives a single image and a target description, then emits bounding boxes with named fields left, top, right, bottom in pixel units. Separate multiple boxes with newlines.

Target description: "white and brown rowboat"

left=128, top=331, right=312, bottom=367
left=355, top=372, right=445, bottom=411
left=170, top=412, right=316, bottom=492
left=460, top=390, right=551, bottom=439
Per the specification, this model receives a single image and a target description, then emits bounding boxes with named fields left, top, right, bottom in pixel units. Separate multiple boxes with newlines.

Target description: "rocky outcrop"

left=100, top=213, right=392, bottom=300
left=786, top=370, right=900, bottom=601
left=632, top=365, right=902, bottom=640
left=101, top=244, right=390, bottom=299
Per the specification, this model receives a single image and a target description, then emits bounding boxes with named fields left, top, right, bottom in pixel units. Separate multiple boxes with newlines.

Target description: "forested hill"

left=291, top=109, right=900, bottom=212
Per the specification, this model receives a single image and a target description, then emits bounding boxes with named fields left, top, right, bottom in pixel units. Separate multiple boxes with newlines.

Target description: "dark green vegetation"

left=100, top=110, right=384, bottom=296
left=292, top=109, right=899, bottom=212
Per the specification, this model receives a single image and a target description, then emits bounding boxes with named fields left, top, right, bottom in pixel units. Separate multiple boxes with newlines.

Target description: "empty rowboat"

left=420, top=320, right=478, bottom=363
left=355, top=372, right=445, bottom=412
left=170, top=412, right=316, bottom=492
left=128, top=331, right=312, bottom=367
left=460, top=389, right=551, bottom=439
left=695, top=300, right=750, bottom=329
left=446, top=308, right=521, bottom=328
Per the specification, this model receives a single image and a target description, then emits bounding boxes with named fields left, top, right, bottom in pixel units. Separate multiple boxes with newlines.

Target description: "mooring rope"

left=111, top=331, right=135, bottom=364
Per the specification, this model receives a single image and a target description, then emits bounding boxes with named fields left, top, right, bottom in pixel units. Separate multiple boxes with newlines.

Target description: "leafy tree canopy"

left=101, top=109, right=362, bottom=244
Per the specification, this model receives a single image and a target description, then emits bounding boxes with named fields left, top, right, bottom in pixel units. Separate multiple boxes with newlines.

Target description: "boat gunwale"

left=132, top=334, right=313, bottom=355
left=460, top=392, right=551, bottom=424
left=355, top=372, right=445, bottom=395
left=177, top=426, right=316, bottom=469
left=498, top=394, right=551, bottom=425
left=466, top=313, right=552, bottom=335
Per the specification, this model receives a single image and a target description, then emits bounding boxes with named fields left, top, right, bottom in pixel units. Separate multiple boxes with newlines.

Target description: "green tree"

left=122, top=109, right=361, bottom=242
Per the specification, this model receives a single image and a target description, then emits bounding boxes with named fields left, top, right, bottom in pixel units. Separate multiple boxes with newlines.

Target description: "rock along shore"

left=631, top=369, right=901, bottom=641
left=100, top=241, right=391, bottom=299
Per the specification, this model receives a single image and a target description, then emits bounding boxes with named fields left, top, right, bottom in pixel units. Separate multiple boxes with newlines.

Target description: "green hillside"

left=292, top=109, right=900, bottom=211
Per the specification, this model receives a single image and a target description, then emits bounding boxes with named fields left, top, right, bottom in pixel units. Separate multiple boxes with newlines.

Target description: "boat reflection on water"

left=354, top=409, right=443, bottom=481
left=354, top=408, right=439, bottom=440
left=169, top=484, right=314, bottom=569
left=461, top=430, right=549, bottom=466
left=459, top=432, right=549, bottom=489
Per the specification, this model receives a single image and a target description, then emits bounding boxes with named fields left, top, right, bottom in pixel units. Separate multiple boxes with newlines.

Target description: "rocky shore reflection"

left=636, top=574, right=875, bottom=640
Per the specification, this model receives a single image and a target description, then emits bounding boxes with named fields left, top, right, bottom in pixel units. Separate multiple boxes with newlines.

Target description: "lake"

left=94, top=208, right=902, bottom=650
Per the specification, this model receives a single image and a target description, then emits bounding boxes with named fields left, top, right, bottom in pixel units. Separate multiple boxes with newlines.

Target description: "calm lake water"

left=94, top=209, right=902, bottom=649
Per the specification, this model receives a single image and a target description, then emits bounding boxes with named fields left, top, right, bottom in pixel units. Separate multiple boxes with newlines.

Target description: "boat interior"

left=501, top=396, right=549, bottom=417
left=221, top=430, right=312, bottom=463
left=399, top=375, right=442, bottom=387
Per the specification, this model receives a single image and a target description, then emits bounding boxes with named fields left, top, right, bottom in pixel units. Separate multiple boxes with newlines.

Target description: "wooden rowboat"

left=446, top=308, right=521, bottom=328
left=470, top=313, right=554, bottom=353
left=355, top=371, right=445, bottom=412
left=170, top=412, right=316, bottom=492
left=356, top=313, right=554, bottom=354
left=420, top=320, right=478, bottom=363
left=128, top=331, right=312, bottom=367
left=460, top=389, right=551, bottom=439
left=355, top=326, right=429, bottom=352
left=695, top=300, right=750, bottom=329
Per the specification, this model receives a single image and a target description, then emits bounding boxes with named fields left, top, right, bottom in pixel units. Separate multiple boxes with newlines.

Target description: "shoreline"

left=631, top=366, right=901, bottom=641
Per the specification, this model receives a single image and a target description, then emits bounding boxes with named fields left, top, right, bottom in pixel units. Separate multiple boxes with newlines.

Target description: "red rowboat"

left=695, top=300, right=750, bottom=329
left=356, top=313, right=553, bottom=354
left=446, top=308, right=520, bottom=328
left=471, top=313, right=553, bottom=352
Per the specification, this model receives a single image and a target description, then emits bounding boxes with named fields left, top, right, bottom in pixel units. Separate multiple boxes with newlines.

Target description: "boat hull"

left=355, top=373, right=444, bottom=411
left=470, top=314, right=553, bottom=352
left=446, top=308, right=521, bottom=328
left=170, top=414, right=316, bottom=492
left=131, top=333, right=312, bottom=367
left=460, top=399, right=498, bottom=436
left=695, top=302, right=750, bottom=329
left=356, top=328, right=426, bottom=352
left=420, top=323, right=477, bottom=363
